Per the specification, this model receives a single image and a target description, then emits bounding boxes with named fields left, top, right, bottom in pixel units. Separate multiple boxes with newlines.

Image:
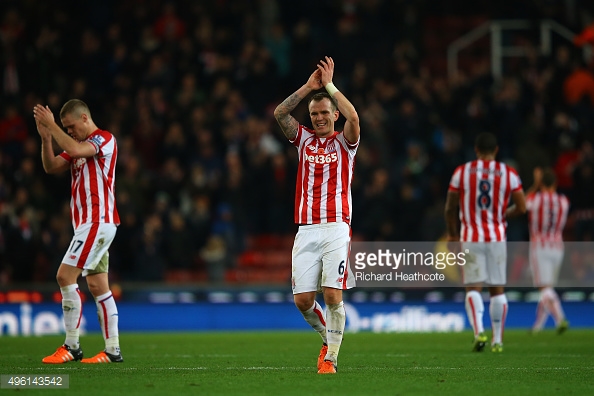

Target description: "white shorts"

left=61, top=223, right=117, bottom=277
left=292, top=222, right=355, bottom=294
left=461, top=242, right=507, bottom=285
left=529, top=243, right=564, bottom=287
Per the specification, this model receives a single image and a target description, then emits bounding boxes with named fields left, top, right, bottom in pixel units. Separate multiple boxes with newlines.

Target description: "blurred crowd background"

left=1, top=0, right=594, bottom=285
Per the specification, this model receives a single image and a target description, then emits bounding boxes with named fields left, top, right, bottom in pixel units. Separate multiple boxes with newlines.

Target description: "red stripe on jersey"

left=99, top=155, right=110, bottom=223
left=492, top=162, right=502, bottom=241
left=327, top=158, right=338, bottom=222
left=480, top=161, right=490, bottom=241
left=71, top=178, right=80, bottom=228
left=536, top=194, right=545, bottom=240
left=449, top=160, right=522, bottom=242
left=311, top=154, right=323, bottom=222
left=78, top=170, right=88, bottom=228
left=86, top=156, right=100, bottom=223
left=527, top=191, right=569, bottom=244
left=554, top=194, right=566, bottom=238
left=299, top=141, right=312, bottom=223
left=468, top=161, right=478, bottom=242
left=67, top=130, right=120, bottom=229
left=295, top=151, right=306, bottom=223
left=339, top=142, right=351, bottom=223
left=76, top=222, right=99, bottom=268
left=292, top=127, right=357, bottom=225
left=108, top=143, right=120, bottom=223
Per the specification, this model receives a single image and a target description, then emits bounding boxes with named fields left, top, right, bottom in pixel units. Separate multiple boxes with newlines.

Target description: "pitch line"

left=9, top=366, right=590, bottom=371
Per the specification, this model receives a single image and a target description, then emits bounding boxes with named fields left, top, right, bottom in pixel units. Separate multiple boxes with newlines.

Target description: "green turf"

left=1, top=330, right=593, bottom=395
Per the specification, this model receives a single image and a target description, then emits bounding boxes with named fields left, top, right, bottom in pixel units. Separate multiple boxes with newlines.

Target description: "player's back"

left=449, top=159, right=522, bottom=242
left=527, top=191, right=569, bottom=244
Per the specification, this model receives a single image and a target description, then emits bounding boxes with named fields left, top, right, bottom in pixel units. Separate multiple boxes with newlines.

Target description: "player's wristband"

left=325, top=82, right=339, bottom=97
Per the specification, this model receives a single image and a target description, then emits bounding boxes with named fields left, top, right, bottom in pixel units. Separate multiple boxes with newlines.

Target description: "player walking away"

left=445, top=132, right=526, bottom=353
left=274, top=56, right=360, bottom=374
left=526, top=167, right=570, bottom=334
left=34, top=100, right=123, bottom=364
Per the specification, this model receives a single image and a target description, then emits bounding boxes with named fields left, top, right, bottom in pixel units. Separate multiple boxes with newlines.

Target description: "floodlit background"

left=1, top=0, right=594, bottom=333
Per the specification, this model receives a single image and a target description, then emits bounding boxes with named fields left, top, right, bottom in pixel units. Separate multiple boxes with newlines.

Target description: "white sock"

left=61, top=284, right=82, bottom=349
left=532, top=297, right=549, bottom=331
left=325, top=302, right=345, bottom=363
left=465, top=291, right=484, bottom=336
left=542, top=287, right=565, bottom=326
left=95, top=291, right=120, bottom=355
left=490, top=294, right=508, bottom=344
left=300, top=301, right=327, bottom=344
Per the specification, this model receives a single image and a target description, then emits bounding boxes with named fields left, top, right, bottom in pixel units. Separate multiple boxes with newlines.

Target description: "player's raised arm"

left=317, top=56, right=360, bottom=144
left=33, top=104, right=96, bottom=159
left=274, top=69, right=322, bottom=140
left=35, top=115, right=69, bottom=174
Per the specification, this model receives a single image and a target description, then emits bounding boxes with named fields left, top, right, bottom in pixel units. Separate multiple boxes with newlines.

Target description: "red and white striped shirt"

left=448, top=160, right=522, bottom=242
left=290, top=125, right=358, bottom=225
left=526, top=191, right=569, bottom=245
left=59, top=129, right=120, bottom=229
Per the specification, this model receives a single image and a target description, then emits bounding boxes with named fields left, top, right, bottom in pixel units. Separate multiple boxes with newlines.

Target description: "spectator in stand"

left=571, top=141, right=594, bottom=241
left=3, top=0, right=594, bottom=285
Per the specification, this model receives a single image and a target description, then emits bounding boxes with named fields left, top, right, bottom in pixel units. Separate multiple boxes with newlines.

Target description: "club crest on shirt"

left=72, top=157, right=86, bottom=177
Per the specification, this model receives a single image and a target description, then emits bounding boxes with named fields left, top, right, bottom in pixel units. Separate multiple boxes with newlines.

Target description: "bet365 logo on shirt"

left=304, top=148, right=338, bottom=164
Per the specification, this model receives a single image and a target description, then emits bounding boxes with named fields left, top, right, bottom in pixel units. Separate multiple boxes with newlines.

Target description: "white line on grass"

left=9, top=366, right=591, bottom=371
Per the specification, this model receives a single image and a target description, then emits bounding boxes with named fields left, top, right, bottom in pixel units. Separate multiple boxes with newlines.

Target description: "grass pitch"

left=1, top=330, right=593, bottom=395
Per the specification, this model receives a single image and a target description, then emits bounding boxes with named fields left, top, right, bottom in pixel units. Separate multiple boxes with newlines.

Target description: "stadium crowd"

left=1, top=0, right=594, bottom=284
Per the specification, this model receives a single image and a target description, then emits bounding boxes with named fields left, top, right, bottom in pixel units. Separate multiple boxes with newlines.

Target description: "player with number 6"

left=274, top=56, right=360, bottom=374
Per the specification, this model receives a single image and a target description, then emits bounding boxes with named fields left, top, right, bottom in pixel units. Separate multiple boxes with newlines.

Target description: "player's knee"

left=323, top=289, right=342, bottom=305
left=56, top=272, right=74, bottom=288
left=86, top=281, right=109, bottom=298
left=294, top=295, right=314, bottom=312
left=87, top=283, right=99, bottom=297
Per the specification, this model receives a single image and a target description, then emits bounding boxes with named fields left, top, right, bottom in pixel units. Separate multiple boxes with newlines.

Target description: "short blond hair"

left=60, top=99, right=91, bottom=120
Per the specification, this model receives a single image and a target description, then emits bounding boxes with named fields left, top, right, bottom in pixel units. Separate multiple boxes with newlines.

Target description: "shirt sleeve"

left=58, top=151, right=71, bottom=162
left=448, top=166, right=462, bottom=192
left=87, top=131, right=110, bottom=156
left=290, top=125, right=314, bottom=148
left=336, top=131, right=359, bottom=152
left=508, top=167, right=523, bottom=192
